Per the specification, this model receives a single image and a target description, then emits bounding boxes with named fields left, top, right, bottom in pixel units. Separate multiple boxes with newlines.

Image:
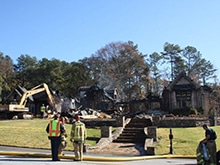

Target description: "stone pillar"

left=152, top=116, right=160, bottom=126
left=144, top=138, right=155, bottom=155
left=115, top=116, right=125, bottom=127
left=144, top=126, right=157, bottom=141
left=101, top=126, right=112, bottom=138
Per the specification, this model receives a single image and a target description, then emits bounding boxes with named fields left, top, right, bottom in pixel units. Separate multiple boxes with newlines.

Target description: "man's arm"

left=46, top=124, right=49, bottom=133
left=70, top=124, right=75, bottom=142
left=201, top=130, right=211, bottom=142
left=60, top=123, right=65, bottom=134
left=84, top=124, right=87, bottom=139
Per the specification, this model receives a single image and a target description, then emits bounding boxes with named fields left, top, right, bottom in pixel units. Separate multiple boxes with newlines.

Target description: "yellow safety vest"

left=72, top=121, right=86, bottom=141
left=41, top=106, right=45, bottom=112
left=49, top=120, right=60, bottom=137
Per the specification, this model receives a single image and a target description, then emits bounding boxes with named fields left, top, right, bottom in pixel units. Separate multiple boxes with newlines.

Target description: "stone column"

left=144, top=126, right=157, bottom=141
left=100, top=126, right=112, bottom=138
left=152, top=116, right=160, bottom=126
left=115, top=116, right=125, bottom=127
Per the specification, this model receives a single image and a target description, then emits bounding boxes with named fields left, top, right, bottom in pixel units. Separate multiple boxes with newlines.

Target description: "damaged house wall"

left=79, top=85, right=120, bottom=113
left=162, top=72, right=211, bottom=115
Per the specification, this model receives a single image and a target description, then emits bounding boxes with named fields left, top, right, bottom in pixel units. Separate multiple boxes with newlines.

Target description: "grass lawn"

left=0, top=119, right=100, bottom=151
left=155, top=126, right=220, bottom=155
left=0, top=119, right=219, bottom=155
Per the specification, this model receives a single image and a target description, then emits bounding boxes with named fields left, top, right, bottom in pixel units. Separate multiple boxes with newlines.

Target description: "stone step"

left=126, top=122, right=149, bottom=127
left=117, top=135, right=136, bottom=139
left=124, top=127, right=144, bottom=130
left=113, top=139, right=136, bottom=143
left=113, top=118, right=152, bottom=144
left=123, top=128, right=143, bottom=133
left=121, top=132, right=137, bottom=136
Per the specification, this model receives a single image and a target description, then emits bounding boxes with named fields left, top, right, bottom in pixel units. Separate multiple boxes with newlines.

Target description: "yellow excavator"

left=0, top=83, right=56, bottom=118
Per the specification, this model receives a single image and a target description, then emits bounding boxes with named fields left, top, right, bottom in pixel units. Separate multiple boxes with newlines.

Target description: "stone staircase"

left=113, top=118, right=153, bottom=144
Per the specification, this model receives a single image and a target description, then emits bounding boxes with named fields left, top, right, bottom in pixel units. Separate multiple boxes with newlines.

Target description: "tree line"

left=0, top=41, right=218, bottom=103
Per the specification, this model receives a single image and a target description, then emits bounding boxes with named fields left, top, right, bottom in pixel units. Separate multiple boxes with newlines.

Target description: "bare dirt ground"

left=87, top=142, right=145, bottom=156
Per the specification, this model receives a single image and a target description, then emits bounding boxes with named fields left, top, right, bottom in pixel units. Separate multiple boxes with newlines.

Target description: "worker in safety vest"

left=40, top=104, right=45, bottom=118
left=70, top=114, right=87, bottom=161
left=46, top=114, right=65, bottom=161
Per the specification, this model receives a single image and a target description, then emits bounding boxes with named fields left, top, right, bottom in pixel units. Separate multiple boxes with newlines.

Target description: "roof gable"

left=167, top=72, right=200, bottom=91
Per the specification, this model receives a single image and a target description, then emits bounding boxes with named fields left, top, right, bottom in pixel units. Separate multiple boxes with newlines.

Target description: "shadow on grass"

left=86, top=137, right=100, bottom=142
left=118, top=143, right=146, bottom=156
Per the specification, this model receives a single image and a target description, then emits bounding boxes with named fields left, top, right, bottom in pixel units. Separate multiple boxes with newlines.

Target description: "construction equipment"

left=0, top=83, right=56, bottom=119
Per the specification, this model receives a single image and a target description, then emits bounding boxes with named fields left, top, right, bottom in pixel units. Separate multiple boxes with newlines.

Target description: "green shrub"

left=190, top=108, right=198, bottom=115
left=198, top=106, right=204, bottom=114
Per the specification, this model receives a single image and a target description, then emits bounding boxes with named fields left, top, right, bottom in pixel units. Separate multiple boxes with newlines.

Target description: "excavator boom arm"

left=19, top=83, right=56, bottom=108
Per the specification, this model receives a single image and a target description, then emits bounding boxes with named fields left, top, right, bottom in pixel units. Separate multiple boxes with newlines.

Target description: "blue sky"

left=1, top=1, right=220, bottom=80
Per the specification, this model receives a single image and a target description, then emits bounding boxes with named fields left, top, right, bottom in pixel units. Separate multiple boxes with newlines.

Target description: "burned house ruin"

left=162, top=72, right=211, bottom=115
left=78, top=85, right=120, bottom=113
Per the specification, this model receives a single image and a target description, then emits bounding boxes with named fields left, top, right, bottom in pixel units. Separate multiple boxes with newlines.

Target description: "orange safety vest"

left=49, top=120, right=61, bottom=137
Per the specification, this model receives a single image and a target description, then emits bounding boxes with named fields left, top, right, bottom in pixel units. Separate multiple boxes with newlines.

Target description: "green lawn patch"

left=0, top=119, right=100, bottom=151
left=0, top=119, right=219, bottom=155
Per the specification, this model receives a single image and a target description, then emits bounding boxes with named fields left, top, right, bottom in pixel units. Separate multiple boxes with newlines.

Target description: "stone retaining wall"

left=87, top=116, right=220, bottom=155
left=152, top=116, right=211, bottom=127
